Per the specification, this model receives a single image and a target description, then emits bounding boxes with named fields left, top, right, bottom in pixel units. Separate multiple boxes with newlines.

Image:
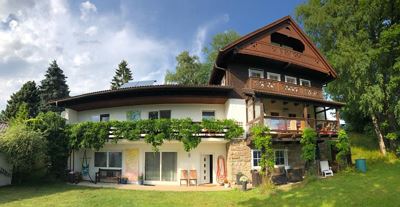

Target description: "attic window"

left=271, top=32, right=305, bottom=53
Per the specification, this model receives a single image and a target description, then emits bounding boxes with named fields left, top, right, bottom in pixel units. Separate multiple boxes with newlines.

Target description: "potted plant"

left=120, top=177, right=128, bottom=184
left=239, top=175, right=248, bottom=191
left=138, top=174, right=144, bottom=185
left=223, top=178, right=230, bottom=188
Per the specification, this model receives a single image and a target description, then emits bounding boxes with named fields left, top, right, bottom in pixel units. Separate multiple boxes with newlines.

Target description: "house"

left=0, top=122, right=12, bottom=186
left=55, top=16, right=344, bottom=185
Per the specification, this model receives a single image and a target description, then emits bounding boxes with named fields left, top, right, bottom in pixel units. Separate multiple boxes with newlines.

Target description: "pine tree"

left=0, top=81, right=40, bottom=121
left=39, top=60, right=70, bottom=113
left=111, top=60, right=133, bottom=89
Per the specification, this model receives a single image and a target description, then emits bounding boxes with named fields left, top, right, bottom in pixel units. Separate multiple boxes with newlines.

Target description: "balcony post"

left=303, top=103, right=308, bottom=127
left=254, top=97, right=264, bottom=125
left=336, top=108, right=340, bottom=129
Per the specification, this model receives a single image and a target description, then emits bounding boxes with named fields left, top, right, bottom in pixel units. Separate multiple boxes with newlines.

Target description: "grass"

left=0, top=133, right=399, bottom=207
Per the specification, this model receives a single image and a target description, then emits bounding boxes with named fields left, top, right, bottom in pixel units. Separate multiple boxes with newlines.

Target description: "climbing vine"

left=250, top=124, right=274, bottom=176
left=68, top=119, right=243, bottom=152
left=300, top=127, right=317, bottom=169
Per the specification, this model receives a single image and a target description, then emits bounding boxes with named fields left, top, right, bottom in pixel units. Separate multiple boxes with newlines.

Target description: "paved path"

left=73, top=181, right=235, bottom=192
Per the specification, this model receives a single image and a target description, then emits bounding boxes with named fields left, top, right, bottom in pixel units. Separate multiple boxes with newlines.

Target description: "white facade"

left=64, top=99, right=247, bottom=185
left=0, top=153, right=12, bottom=186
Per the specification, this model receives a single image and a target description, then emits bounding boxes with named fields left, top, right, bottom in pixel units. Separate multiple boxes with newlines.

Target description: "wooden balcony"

left=264, top=116, right=338, bottom=137
left=246, top=78, right=324, bottom=100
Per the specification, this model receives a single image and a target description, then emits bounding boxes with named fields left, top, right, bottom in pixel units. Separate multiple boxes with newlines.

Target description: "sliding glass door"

left=145, top=152, right=177, bottom=181
left=162, top=152, right=177, bottom=181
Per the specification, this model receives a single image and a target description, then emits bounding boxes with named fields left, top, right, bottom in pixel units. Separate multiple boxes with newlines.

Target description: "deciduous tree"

left=165, top=51, right=207, bottom=85
left=296, top=0, right=400, bottom=155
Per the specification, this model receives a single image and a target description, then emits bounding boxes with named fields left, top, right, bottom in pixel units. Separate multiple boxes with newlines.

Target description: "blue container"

left=355, top=159, right=367, bottom=173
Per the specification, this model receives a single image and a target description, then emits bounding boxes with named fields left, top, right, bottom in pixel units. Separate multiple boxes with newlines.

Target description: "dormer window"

left=271, top=32, right=305, bottom=53
left=267, top=72, right=281, bottom=81
left=249, top=69, right=264, bottom=78
left=285, top=76, right=297, bottom=84
left=300, top=79, right=311, bottom=87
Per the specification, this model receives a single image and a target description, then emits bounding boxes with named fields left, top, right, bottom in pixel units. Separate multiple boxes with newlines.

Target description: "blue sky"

left=0, top=0, right=305, bottom=110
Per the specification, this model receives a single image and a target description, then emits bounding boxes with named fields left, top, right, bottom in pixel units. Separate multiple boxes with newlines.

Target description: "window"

left=94, top=152, right=122, bottom=168
left=252, top=150, right=261, bottom=168
left=94, top=152, right=107, bottom=167
left=267, top=72, right=281, bottom=81
left=249, top=69, right=264, bottom=78
left=160, top=110, right=171, bottom=119
left=275, top=150, right=285, bottom=166
left=300, top=79, right=311, bottom=87
left=270, top=112, right=280, bottom=117
left=288, top=114, right=297, bottom=118
left=127, top=110, right=141, bottom=121
left=149, top=110, right=171, bottom=120
left=145, top=152, right=177, bottom=181
left=202, top=111, right=215, bottom=120
left=251, top=149, right=288, bottom=168
left=100, top=114, right=110, bottom=122
left=108, top=152, right=122, bottom=168
left=149, top=111, right=159, bottom=120
left=285, top=76, right=297, bottom=84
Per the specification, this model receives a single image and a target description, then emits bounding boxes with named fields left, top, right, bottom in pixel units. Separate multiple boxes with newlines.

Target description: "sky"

left=0, top=0, right=305, bottom=110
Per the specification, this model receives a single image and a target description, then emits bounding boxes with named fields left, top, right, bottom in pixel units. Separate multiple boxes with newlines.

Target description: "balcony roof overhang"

left=244, top=89, right=345, bottom=108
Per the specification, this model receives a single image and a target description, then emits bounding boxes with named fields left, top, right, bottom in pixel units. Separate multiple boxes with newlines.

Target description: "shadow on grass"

left=0, top=182, right=94, bottom=205
left=238, top=161, right=400, bottom=207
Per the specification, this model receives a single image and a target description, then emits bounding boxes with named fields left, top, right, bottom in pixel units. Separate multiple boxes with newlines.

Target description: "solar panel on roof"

left=120, top=80, right=157, bottom=88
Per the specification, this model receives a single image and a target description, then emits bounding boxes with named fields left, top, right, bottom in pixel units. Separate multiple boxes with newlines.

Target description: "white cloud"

left=80, top=1, right=97, bottom=21
left=84, top=26, right=98, bottom=36
left=191, top=14, right=230, bottom=60
left=0, top=0, right=180, bottom=110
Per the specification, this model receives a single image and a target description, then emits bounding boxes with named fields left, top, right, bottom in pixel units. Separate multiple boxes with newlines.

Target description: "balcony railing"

left=264, top=116, right=338, bottom=135
left=247, top=78, right=324, bottom=100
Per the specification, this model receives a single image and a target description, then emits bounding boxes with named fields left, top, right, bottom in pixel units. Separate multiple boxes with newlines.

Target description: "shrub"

left=336, top=129, right=351, bottom=166
left=27, top=112, right=70, bottom=179
left=0, top=123, right=47, bottom=183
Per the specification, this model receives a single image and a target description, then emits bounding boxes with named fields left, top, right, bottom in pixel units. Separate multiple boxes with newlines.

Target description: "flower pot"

left=241, top=181, right=247, bottom=191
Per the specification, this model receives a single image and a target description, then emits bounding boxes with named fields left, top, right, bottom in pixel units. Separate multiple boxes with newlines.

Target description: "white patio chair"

left=320, top=160, right=333, bottom=177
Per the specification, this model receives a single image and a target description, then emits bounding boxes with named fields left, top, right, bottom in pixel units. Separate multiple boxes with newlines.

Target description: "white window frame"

left=251, top=149, right=288, bottom=169
left=144, top=151, right=178, bottom=182
left=299, top=79, right=311, bottom=87
left=202, top=110, right=216, bottom=120
left=251, top=149, right=261, bottom=170
left=248, top=68, right=264, bottom=78
left=94, top=151, right=123, bottom=169
left=274, top=149, right=288, bottom=167
left=267, top=72, right=281, bottom=81
left=285, top=75, right=297, bottom=85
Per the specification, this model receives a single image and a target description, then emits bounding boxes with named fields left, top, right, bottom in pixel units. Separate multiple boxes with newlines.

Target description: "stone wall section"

left=226, top=139, right=252, bottom=184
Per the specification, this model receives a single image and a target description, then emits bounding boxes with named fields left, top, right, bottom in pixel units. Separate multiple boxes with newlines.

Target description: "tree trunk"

left=371, top=114, right=387, bottom=156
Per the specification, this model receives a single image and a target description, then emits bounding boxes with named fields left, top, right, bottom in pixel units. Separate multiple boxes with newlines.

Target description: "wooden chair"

left=189, top=170, right=197, bottom=186
left=180, top=170, right=189, bottom=186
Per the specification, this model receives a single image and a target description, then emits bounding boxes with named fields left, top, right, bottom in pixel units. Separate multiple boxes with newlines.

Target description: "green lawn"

left=0, top=133, right=399, bottom=207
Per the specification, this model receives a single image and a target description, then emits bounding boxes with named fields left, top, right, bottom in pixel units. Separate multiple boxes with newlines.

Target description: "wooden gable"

left=218, top=16, right=337, bottom=78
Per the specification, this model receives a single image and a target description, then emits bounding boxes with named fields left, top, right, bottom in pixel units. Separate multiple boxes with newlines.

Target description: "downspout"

left=214, top=63, right=228, bottom=85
